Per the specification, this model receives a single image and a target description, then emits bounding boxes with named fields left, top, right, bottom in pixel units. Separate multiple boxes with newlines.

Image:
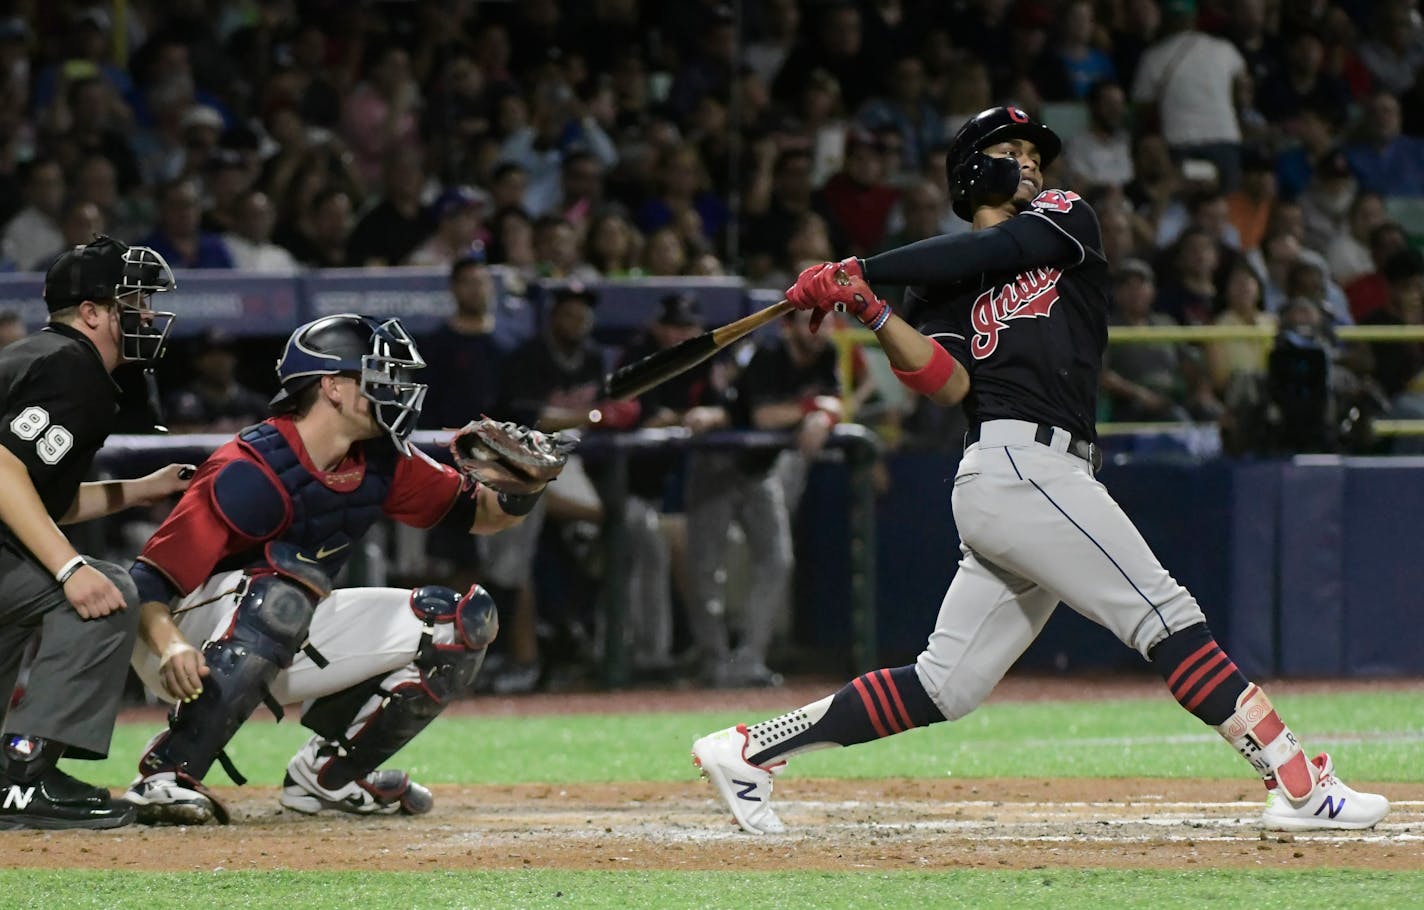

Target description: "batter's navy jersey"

left=0, top=324, right=120, bottom=526
left=910, top=190, right=1111, bottom=442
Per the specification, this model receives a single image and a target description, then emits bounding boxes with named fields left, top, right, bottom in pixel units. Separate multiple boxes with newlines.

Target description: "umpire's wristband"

left=56, top=555, right=89, bottom=585
left=497, top=486, right=547, bottom=517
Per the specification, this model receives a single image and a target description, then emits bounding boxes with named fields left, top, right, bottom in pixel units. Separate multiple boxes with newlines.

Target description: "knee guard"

left=298, top=584, right=498, bottom=789
left=142, top=544, right=330, bottom=782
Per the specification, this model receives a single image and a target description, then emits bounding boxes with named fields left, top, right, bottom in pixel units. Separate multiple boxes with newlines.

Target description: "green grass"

left=3, top=870, right=1423, bottom=910
left=67, top=691, right=1423, bottom=788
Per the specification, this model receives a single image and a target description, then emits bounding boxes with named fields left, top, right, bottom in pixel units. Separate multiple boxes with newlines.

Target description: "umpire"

left=0, top=235, right=191, bottom=830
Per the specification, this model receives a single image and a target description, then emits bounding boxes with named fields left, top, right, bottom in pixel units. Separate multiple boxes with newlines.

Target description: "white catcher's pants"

left=914, top=420, right=1207, bottom=721
left=132, top=570, right=441, bottom=707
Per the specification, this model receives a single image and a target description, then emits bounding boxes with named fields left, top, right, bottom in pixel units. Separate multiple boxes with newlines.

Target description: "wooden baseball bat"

left=604, top=299, right=794, bottom=400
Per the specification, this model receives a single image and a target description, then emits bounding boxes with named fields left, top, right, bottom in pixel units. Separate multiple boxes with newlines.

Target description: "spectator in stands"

left=0, top=309, right=25, bottom=348
left=501, top=81, right=618, bottom=217
left=2, top=158, right=64, bottom=271
left=1357, top=0, right=1424, bottom=98
left=1046, top=0, right=1118, bottom=100
left=876, top=180, right=946, bottom=303
left=1097, top=195, right=1151, bottom=269
left=142, top=177, right=234, bottom=269
left=533, top=214, right=598, bottom=281
left=558, top=149, right=606, bottom=228
left=30, top=9, right=133, bottom=113
left=175, top=105, right=225, bottom=184
left=857, top=56, right=942, bottom=172
left=635, top=143, right=728, bottom=247
left=1101, top=259, right=1193, bottom=423
left=668, top=4, right=737, bottom=118
left=1131, top=0, right=1247, bottom=192
left=163, top=329, right=268, bottom=433
left=278, top=184, right=354, bottom=268
left=1326, top=193, right=1388, bottom=287
left=774, top=1, right=877, bottom=112
left=743, top=145, right=844, bottom=283
left=640, top=226, right=690, bottom=277
left=1206, top=262, right=1275, bottom=401
left=341, top=46, right=423, bottom=187
left=1300, top=148, right=1359, bottom=255
left=43, top=75, right=142, bottom=194
left=1156, top=227, right=1220, bottom=326
left=32, top=198, right=105, bottom=271
left=418, top=254, right=505, bottom=432
left=1361, top=248, right=1424, bottom=400
left=1226, top=148, right=1278, bottom=253
left=1258, top=26, right=1352, bottom=127
left=70, top=154, right=147, bottom=243
left=744, top=0, right=801, bottom=86
left=788, top=66, right=853, bottom=189
left=1228, top=0, right=1273, bottom=89
left=1275, top=103, right=1342, bottom=201
left=1124, top=133, right=1181, bottom=240
left=938, top=57, right=992, bottom=138
left=1346, top=221, right=1412, bottom=322
left=584, top=208, right=643, bottom=277
left=1287, top=257, right=1352, bottom=326
left=489, top=162, right=529, bottom=214
left=223, top=190, right=299, bottom=274
left=407, top=185, right=487, bottom=268
left=488, top=205, right=538, bottom=280
left=1062, top=80, right=1134, bottom=194
left=1343, top=91, right=1424, bottom=198
left=820, top=129, right=899, bottom=258
left=348, top=147, right=433, bottom=267
left=199, top=150, right=252, bottom=237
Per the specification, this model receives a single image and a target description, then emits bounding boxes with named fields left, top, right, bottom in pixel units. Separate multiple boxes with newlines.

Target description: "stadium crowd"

left=2, top=0, right=1423, bottom=689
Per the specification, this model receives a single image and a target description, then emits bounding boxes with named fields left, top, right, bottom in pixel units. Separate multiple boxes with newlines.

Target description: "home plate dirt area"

left=5, top=679, right=1422, bottom=872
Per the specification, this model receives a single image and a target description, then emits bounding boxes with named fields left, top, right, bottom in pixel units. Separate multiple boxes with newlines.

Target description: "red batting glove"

left=786, top=261, right=834, bottom=311
left=816, top=273, right=891, bottom=332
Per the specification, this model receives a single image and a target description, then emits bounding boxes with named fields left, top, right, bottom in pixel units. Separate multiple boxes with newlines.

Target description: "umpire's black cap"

left=43, top=234, right=174, bottom=313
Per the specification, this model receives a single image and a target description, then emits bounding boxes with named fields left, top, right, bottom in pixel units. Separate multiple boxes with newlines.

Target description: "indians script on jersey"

left=969, top=267, right=1064, bottom=359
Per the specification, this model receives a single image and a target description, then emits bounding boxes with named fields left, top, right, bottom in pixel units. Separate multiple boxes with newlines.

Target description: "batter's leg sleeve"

left=684, top=454, right=738, bottom=666
left=9, top=559, right=140, bottom=759
left=915, top=547, right=1060, bottom=721
left=735, top=470, right=793, bottom=664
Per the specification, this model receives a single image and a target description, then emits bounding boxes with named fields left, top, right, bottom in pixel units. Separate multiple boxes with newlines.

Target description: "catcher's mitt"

left=450, top=418, right=576, bottom=494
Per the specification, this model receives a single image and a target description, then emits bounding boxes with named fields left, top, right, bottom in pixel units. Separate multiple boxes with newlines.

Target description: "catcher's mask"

left=270, top=313, right=428, bottom=454
left=43, top=234, right=178, bottom=363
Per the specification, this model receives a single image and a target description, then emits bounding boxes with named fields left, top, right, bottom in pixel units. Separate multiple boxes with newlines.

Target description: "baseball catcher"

left=124, top=313, right=569, bottom=824
left=691, top=106, right=1389, bottom=835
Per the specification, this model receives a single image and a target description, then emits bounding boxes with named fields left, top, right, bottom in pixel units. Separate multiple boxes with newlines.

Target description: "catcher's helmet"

left=270, top=314, right=428, bottom=454
left=43, top=234, right=177, bottom=363
left=945, top=106, right=1062, bottom=221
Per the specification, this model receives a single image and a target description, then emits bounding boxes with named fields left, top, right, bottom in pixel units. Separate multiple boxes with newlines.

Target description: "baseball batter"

left=123, top=314, right=568, bottom=824
left=692, top=106, right=1389, bottom=835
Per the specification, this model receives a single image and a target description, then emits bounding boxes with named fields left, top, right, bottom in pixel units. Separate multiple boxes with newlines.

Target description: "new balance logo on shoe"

left=1315, top=796, right=1345, bottom=819
left=2, top=785, right=36, bottom=811
left=733, top=780, right=762, bottom=802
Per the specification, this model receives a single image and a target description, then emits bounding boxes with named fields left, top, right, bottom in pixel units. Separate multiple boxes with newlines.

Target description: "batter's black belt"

left=965, top=421, right=1100, bottom=468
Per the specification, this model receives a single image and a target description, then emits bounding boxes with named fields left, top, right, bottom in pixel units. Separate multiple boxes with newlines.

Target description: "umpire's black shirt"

left=0, top=324, right=119, bottom=531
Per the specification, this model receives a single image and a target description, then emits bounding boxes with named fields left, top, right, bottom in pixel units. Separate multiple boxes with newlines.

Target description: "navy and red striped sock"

left=1149, top=623, right=1249, bottom=726
left=744, top=666, right=945, bottom=767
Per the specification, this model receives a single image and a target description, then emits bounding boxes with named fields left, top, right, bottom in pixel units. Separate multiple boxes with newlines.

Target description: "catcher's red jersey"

left=140, top=416, right=464, bottom=595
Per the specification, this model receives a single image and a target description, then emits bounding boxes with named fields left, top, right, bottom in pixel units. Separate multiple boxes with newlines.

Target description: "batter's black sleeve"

left=861, top=190, right=1101, bottom=287
left=913, top=297, right=972, bottom=367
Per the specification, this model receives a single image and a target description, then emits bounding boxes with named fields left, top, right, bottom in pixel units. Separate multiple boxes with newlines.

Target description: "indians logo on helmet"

left=969, top=267, right=1063, bottom=359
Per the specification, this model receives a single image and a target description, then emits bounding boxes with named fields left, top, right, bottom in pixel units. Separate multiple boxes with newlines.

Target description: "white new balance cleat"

left=279, top=736, right=433, bottom=817
left=1261, top=752, right=1390, bottom=831
left=691, top=724, right=786, bottom=834
left=123, top=771, right=217, bottom=826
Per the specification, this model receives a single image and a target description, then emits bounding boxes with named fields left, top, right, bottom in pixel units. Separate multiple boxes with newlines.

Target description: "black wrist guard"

left=497, top=486, right=546, bottom=516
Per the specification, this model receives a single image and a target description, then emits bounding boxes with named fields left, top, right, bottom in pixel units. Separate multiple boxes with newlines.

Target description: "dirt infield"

left=6, top=677, right=1421, bottom=873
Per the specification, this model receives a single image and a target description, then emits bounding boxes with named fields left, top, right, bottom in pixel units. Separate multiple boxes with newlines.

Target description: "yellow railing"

left=832, top=324, right=1424, bottom=436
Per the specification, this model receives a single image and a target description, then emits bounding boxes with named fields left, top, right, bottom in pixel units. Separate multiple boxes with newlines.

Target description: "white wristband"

left=56, top=555, right=88, bottom=585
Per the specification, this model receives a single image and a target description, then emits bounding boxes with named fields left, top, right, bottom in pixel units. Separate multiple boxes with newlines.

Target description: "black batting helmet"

left=945, top=106, right=1062, bottom=221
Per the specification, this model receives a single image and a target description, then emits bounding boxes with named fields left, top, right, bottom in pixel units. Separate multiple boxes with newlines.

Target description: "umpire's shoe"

left=1261, top=752, right=1390, bottom=831
left=0, top=768, right=135, bottom=830
left=279, top=735, right=433, bottom=817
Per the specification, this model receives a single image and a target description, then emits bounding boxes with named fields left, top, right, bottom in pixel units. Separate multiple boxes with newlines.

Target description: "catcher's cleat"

left=123, top=770, right=223, bottom=825
left=1260, top=752, right=1390, bottom=831
left=691, top=724, right=786, bottom=835
left=280, top=740, right=432, bottom=817
left=0, top=768, right=135, bottom=831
